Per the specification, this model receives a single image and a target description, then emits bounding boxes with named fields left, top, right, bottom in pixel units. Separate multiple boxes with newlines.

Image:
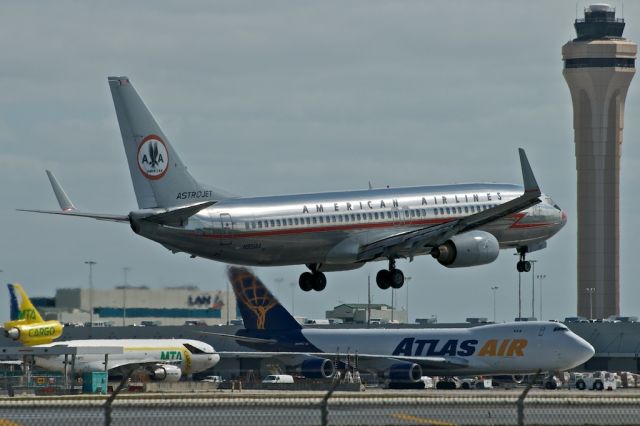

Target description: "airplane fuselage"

left=239, top=322, right=594, bottom=376
left=139, top=183, right=565, bottom=268
left=34, top=339, right=219, bottom=375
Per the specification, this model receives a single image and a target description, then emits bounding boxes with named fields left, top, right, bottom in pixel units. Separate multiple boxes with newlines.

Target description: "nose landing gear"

left=516, top=249, right=531, bottom=272
left=376, top=259, right=405, bottom=290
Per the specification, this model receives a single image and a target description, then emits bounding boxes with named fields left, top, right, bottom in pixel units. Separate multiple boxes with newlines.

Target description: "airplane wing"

left=357, top=148, right=542, bottom=262
left=104, top=359, right=180, bottom=374
left=219, top=351, right=468, bottom=373
left=357, top=354, right=469, bottom=371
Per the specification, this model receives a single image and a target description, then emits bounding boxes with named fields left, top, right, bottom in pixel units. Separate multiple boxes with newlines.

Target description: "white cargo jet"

left=3, top=285, right=219, bottom=381
left=34, top=339, right=219, bottom=382
left=21, top=77, right=566, bottom=291
left=211, top=267, right=594, bottom=384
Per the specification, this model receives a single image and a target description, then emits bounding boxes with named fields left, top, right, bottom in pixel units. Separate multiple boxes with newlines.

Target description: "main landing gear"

left=516, top=249, right=531, bottom=273
left=376, top=259, right=405, bottom=290
left=299, top=268, right=327, bottom=292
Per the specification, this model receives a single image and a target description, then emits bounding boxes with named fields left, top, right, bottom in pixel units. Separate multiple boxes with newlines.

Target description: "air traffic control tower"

left=562, top=4, right=636, bottom=318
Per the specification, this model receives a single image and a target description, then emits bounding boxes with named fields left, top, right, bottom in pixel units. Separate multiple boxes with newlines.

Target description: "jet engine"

left=150, top=365, right=182, bottom=382
left=431, top=230, right=499, bottom=268
left=300, top=358, right=335, bottom=379
left=491, top=374, right=527, bottom=386
left=387, top=363, right=423, bottom=383
left=4, top=328, right=20, bottom=340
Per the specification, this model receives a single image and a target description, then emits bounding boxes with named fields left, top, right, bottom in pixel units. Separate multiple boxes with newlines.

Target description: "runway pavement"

left=1, top=389, right=639, bottom=425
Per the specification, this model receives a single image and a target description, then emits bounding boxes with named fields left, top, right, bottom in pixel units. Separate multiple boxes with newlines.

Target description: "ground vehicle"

left=575, top=371, right=616, bottom=391
left=184, top=320, right=207, bottom=326
left=262, top=374, right=294, bottom=384
left=201, top=375, right=223, bottom=383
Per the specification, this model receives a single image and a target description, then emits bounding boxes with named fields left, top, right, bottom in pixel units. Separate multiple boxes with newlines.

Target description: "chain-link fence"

left=1, top=375, right=640, bottom=425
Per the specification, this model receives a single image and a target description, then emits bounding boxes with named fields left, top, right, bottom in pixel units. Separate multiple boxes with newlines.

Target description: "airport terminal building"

left=37, top=286, right=237, bottom=326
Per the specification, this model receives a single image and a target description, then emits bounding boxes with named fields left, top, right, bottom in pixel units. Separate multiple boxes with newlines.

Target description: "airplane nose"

left=571, top=335, right=595, bottom=365
left=210, top=353, right=221, bottom=367
left=561, top=210, right=568, bottom=225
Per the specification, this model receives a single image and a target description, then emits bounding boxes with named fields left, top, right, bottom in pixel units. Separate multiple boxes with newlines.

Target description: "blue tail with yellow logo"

left=227, top=267, right=301, bottom=331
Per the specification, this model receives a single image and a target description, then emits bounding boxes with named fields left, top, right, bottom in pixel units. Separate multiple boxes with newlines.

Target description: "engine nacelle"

left=5, top=327, right=20, bottom=340
left=300, top=358, right=335, bottom=379
left=431, top=230, right=499, bottom=268
left=491, top=374, right=526, bottom=385
left=388, top=363, right=422, bottom=383
left=151, top=365, right=182, bottom=382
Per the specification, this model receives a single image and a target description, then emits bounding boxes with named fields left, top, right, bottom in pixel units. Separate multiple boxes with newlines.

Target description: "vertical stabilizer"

left=8, top=284, right=44, bottom=324
left=227, top=267, right=302, bottom=331
left=108, top=76, right=232, bottom=209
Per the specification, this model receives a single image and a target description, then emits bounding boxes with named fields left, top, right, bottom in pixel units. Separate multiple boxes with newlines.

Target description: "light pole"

left=537, top=274, right=546, bottom=320
left=367, top=274, right=371, bottom=328
left=226, top=280, right=230, bottom=325
left=530, top=260, right=537, bottom=318
left=391, top=287, right=394, bottom=322
left=517, top=271, right=522, bottom=320
left=122, top=266, right=130, bottom=326
left=491, top=286, right=499, bottom=323
left=404, top=276, right=412, bottom=324
left=290, top=282, right=295, bottom=316
left=84, top=261, right=96, bottom=326
left=586, top=287, right=596, bottom=320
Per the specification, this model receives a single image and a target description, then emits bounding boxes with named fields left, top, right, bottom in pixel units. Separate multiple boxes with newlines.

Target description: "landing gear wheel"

left=576, top=380, right=586, bottom=390
left=311, top=272, right=327, bottom=291
left=299, top=272, right=313, bottom=292
left=516, top=250, right=532, bottom=272
left=594, top=381, right=604, bottom=391
left=390, top=269, right=405, bottom=289
left=376, top=270, right=391, bottom=290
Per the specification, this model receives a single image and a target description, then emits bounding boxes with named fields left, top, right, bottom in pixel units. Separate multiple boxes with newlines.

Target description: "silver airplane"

left=21, top=77, right=567, bottom=292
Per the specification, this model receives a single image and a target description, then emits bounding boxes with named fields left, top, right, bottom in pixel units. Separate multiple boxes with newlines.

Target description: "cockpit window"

left=553, top=326, right=568, bottom=332
left=183, top=343, right=211, bottom=354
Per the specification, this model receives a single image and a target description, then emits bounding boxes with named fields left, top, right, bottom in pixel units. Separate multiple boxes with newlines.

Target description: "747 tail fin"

left=227, top=267, right=301, bottom=331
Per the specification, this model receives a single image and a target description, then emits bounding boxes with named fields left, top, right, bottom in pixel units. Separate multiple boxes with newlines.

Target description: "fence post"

left=516, top=370, right=542, bottom=426
left=320, top=380, right=341, bottom=426
left=104, top=369, right=134, bottom=426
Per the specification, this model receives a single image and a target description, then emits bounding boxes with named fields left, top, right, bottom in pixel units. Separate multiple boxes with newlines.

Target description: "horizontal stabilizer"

left=142, top=201, right=215, bottom=226
left=197, top=331, right=277, bottom=345
left=17, top=209, right=129, bottom=222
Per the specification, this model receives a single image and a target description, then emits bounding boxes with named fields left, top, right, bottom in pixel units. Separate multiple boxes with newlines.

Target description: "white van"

left=262, top=374, right=294, bottom=384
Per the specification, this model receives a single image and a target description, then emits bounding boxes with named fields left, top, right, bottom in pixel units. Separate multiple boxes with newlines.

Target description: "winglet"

left=46, top=170, right=76, bottom=212
left=518, top=149, right=541, bottom=197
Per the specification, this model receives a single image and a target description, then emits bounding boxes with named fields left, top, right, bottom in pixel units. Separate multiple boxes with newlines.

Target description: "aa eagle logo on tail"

left=137, top=134, right=169, bottom=180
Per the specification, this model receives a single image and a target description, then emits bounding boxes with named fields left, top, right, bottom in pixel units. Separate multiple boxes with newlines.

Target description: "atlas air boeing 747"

left=205, top=267, right=594, bottom=385
left=21, top=77, right=566, bottom=292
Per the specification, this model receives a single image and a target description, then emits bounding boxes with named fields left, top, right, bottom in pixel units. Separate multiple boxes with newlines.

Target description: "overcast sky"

left=1, top=1, right=639, bottom=324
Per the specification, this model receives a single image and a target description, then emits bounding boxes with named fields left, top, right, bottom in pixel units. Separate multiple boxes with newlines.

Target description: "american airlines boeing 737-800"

left=22, top=77, right=566, bottom=292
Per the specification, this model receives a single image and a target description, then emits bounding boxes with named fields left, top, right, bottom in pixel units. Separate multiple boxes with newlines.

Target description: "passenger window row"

left=243, top=204, right=499, bottom=230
